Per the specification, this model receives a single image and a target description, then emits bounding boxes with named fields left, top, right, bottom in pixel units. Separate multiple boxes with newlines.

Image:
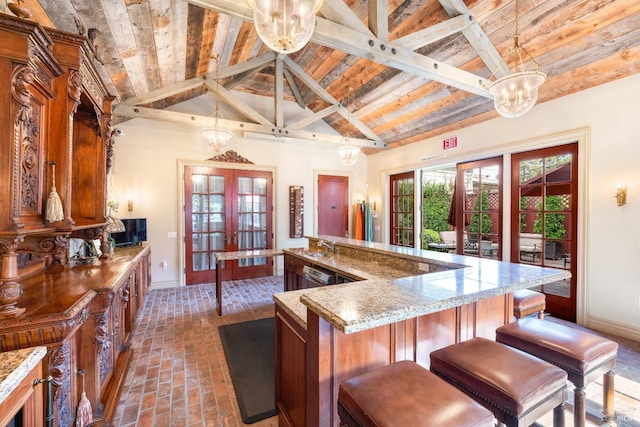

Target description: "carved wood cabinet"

left=0, top=13, right=116, bottom=317
left=0, top=12, right=145, bottom=427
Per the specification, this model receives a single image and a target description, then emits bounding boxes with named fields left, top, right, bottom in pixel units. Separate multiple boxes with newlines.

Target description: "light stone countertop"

left=0, top=346, right=47, bottom=405
left=274, top=236, right=571, bottom=334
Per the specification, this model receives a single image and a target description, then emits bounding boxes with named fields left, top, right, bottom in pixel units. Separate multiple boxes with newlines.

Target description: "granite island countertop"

left=0, top=346, right=47, bottom=405
left=273, top=236, right=570, bottom=334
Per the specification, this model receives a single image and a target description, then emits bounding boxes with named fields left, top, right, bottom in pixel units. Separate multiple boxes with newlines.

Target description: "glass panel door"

left=456, top=158, right=502, bottom=259
left=390, top=172, right=414, bottom=247
left=511, top=143, right=577, bottom=321
left=185, top=166, right=273, bottom=285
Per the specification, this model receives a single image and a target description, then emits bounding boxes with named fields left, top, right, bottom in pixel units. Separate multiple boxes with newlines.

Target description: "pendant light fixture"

left=337, top=87, right=360, bottom=166
left=202, top=54, right=232, bottom=154
left=486, top=0, right=546, bottom=118
left=247, top=0, right=323, bottom=54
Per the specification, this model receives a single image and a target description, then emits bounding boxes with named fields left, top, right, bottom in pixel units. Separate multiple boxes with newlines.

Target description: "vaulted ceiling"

left=8, top=0, right=640, bottom=154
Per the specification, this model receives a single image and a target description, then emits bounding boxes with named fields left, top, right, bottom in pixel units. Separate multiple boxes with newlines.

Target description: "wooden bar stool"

left=338, top=360, right=495, bottom=427
left=430, top=337, right=568, bottom=427
left=513, top=289, right=546, bottom=319
left=496, top=318, right=618, bottom=427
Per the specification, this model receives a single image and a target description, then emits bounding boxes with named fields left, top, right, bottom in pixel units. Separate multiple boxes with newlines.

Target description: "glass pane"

left=192, top=214, right=208, bottom=232
left=192, top=175, right=208, bottom=192
left=210, top=234, right=225, bottom=251
left=210, top=195, right=224, bottom=213
left=255, top=178, right=267, bottom=195
left=192, top=253, right=208, bottom=271
left=544, top=212, right=568, bottom=239
left=258, top=195, right=267, bottom=212
left=519, top=234, right=542, bottom=265
left=238, top=195, right=251, bottom=212
left=238, top=177, right=251, bottom=193
left=210, top=213, right=224, bottom=232
left=238, top=231, right=251, bottom=250
left=253, top=214, right=266, bottom=229
left=238, top=214, right=250, bottom=230
left=520, top=159, right=543, bottom=183
left=254, top=231, right=267, bottom=248
left=192, top=234, right=208, bottom=251
left=209, top=175, right=224, bottom=192
left=542, top=277, right=571, bottom=298
left=544, top=155, right=572, bottom=184
left=192, top=195, right=208, bottom=213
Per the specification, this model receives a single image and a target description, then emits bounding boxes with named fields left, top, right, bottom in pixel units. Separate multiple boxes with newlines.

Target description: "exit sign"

left=443, top=136, right=458, bottom=150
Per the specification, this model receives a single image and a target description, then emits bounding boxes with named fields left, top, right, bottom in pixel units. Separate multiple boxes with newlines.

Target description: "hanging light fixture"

left=486, top=0, right=546, bottom=118
left=337, top=87, right=360, bottom=166
left=202, top=54, right=233, bottom=154
left=247, top=0, right=323, bottom=54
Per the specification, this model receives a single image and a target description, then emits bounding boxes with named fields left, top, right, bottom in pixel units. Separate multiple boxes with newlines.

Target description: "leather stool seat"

left=513, top=289, right=546, bottom=319
left=337, top=360, right=494, bottom=427
left=430, top=337, right=568, bottom=427
left=496, top=318, right=618, bottom=427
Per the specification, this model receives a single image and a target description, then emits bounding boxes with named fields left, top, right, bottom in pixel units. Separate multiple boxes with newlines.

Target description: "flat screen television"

left=112, top=218, right=147, bottom=247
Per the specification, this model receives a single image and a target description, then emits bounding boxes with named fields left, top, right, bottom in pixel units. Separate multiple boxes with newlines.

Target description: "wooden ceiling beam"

left=187, top=0, right=491, bottom=97
left=394, top=13, right=471, bottom=51
left=283, top=67, right=306, bottom=108
left=320, top=0, right=373, bottom=37
left=212, top=52, right=276, bottom=79
left=205, top=81, right=275, bottom=126
left=287, top=104, right=341, bottom=130
left=113, top=104, right=387, bottom=149
left=438, top=0, right=510, bottom=78
left=368, top=0, right=388, bottom=41
left=275, top=59, right=284, bottom=127
left=122, top=77, right=206, bottom=106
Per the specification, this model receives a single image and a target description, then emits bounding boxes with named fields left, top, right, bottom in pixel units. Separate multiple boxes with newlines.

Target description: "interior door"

left=511, top=144, right=577, bottom=321
left=184, top=166, right=273, bottom=285
left=455, top=158, right=502, bottom=259
left=317, top=175, right=348, bottom=237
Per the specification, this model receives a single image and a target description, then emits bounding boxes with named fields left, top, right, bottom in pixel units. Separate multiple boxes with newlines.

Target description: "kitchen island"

left=274, top=236, right=570, bottom=427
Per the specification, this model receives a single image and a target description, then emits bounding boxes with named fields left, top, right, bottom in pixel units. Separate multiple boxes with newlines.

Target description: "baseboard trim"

left=587, top=316, right=640, bottom=341
left=149, top=280, right=179, bottom=290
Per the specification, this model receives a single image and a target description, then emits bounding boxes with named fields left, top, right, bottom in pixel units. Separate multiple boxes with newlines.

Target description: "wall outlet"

left=161, top=261, right=168, bottom=270
left=419, top=262, right=430, bottom=272
left=168, top=231, right=177, bottom=239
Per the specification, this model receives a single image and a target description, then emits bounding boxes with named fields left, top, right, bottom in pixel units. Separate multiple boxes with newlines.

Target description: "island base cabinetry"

left=275, top=293, right=513, bottom=427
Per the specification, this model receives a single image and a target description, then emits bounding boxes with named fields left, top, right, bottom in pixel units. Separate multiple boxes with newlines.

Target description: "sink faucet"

left=318, top=239, right=335, bottom=253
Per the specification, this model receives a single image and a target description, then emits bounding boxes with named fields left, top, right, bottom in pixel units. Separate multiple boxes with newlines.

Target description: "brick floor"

left=113, top=277, right=640, bottom=426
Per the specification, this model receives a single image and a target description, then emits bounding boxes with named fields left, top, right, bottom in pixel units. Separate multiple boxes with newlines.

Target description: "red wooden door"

left=185, top=166, right=273, bottom=285
left=511, top=143, right=577, bottom=321
left=318, top=175, right=348, bottom=238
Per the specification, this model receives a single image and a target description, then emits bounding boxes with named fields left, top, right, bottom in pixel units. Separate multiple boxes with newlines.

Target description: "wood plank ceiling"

left=5, top=0, right=640, bottom=153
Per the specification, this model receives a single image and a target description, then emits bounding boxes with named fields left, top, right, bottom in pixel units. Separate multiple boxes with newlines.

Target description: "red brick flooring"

left=113, top=277, right=640, bottom=426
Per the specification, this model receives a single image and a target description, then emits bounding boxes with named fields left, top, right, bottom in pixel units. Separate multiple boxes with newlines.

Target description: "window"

left=390, top=172, right=414, bottom=247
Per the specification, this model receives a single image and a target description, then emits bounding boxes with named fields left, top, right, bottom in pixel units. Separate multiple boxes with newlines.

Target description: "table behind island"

left=275, top=236, right=570, bottom=427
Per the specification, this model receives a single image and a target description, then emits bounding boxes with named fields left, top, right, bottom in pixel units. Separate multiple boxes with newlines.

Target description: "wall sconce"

left=615, top=184, right=627, bottom=206
left=127, top=199, right=133, bottom=212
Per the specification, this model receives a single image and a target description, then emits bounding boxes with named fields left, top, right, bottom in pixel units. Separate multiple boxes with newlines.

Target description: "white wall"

left=111, top=97, right=367, bottom=289
left=367, top=73, right=640, bottom=339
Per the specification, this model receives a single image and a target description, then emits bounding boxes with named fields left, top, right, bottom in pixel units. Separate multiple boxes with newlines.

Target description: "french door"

left=390, top=172, right=414, bottom=247
left=185, top=166, right=273, bottom=285
left=511, top=144, right=577, bottom=321
left=455, top=158, right=502, bottom=259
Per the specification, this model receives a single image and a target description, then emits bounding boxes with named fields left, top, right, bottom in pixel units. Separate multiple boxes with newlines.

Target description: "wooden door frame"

left=177, top=159, right=278, bottom=287
left=313, top=170, right=353, bottom=237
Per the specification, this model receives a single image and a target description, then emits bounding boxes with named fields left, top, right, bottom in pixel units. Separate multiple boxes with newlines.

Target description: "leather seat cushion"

left=338, top=360, right=494, bottom=427
left=430, top=337, right=567, bottom=416
left=513, top=289, right=546, bottom=310
left=496, top=318, right=618, bottom=375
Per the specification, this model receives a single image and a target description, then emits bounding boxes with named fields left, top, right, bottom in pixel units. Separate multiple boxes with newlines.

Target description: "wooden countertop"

left=0, top=346, right=46, bottom=405
left=0, top=245, right=150, bottom=351
left=274, top=236, right=570, bottom=334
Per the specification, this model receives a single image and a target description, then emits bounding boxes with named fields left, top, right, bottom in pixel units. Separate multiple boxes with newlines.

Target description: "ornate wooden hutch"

left=0, top=13, right=148, bottom=427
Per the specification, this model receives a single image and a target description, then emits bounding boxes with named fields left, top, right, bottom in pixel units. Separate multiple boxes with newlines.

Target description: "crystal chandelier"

left=203, top=54, right=232, bottom=154
left=486, top=0, right=546, bottom=118
left=337, top=87, right=360, bottom=166
left=247, top=0, right=323, bottom=54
